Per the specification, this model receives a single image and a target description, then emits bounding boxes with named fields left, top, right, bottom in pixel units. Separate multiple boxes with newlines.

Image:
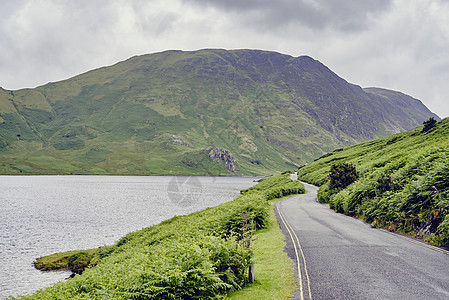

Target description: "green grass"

left=0, top=88, right=16, bottom=113
left=227, top=199, right=296, bottom=300
left=24, top=156, right=79, bottom=173
left=34, top=248, right=110, bottom=272
left=297, top=118, right=449, bottom=246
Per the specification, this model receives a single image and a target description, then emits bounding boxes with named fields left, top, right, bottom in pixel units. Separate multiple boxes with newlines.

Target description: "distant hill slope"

left=297, top=118, right=449, bottom=245
left=0, top=49, right=439, bottom=175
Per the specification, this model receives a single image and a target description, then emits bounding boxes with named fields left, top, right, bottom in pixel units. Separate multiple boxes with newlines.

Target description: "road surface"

left=275, top=182, right=449, bottom=300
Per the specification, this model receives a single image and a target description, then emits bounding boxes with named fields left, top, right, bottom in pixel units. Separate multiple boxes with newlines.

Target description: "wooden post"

left=249, top=262, right=255, bottom=283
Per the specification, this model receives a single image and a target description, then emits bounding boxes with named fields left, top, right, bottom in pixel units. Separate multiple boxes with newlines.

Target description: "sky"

left=1, top=0, right=448, bottom=117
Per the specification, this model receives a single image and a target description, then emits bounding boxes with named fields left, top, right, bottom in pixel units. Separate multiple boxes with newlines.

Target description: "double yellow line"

left=276, top=203, right=312, bottom=300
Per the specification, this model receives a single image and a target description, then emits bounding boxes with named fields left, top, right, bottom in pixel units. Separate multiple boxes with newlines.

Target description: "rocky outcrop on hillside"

left=171, top=135, right=191, bottom=147
left=208, top=148, right=236, bottom=172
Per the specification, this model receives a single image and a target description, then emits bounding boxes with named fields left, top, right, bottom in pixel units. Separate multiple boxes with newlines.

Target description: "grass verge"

left=227, top=198, right=296, bottom=300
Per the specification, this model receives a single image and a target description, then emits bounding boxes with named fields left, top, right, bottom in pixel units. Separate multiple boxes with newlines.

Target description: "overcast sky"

left=1, top=0, right=448, bottom=117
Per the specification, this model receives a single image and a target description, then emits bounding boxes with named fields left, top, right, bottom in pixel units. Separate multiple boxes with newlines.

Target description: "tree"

left=329, top=162, right=358, bottom=190
left=422, top=117, right=437, bottom=133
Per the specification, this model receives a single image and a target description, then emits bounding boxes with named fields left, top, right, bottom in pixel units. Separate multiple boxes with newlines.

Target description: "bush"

left=221, top=202, right=268, bottom=240
left=317, top=182, right=332, bottom=203
left=120, top=236, right=252, bottom=299
left=67, top=252, right=94, bottom=275
left=422, top=117, right=437, bottom=133
left=328, top=162, right=358, bottom=190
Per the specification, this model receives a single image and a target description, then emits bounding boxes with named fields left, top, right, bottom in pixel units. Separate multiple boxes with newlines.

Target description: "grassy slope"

left=0, top=50, right=437, bottom=176
left=0, top=57, right=312, bottom=176
left=19, top=174, right=303, bottom=299
left=297, top=118, right=449, bottom=245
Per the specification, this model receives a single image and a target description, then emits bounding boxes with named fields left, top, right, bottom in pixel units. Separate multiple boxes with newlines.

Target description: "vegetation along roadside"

left=16, top=174, right=304, bottom=299
left=297, top=117, right=449, bottom=246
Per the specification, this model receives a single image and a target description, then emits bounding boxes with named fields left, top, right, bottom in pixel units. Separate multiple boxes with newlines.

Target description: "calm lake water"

left=0, top=175, right=259, bottom=299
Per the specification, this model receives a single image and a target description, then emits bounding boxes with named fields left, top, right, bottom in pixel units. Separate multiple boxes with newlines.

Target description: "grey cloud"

left=130, top=5, right=179, bottom=37
left=1, top=0, right=448, bottom=117
left=185, top=0, right=392, bottom=32
left=0, top=0, right=126, bottom=88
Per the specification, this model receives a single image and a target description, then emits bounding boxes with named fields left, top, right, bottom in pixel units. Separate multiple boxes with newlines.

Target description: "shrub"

left=375, top=171, right=395, bottom=194
left=328, top=162, right=358, bottom=190
left=119, top=236, right=252, bottom=299
left=220, top=198, right=268, bottom=241
left=67, top=252, right=94, bottom=275
left=317, top=182, right=332, bottom=203
left=422, top=117, right=437, bottom=133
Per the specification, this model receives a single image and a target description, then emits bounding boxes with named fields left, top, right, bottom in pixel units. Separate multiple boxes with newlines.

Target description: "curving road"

left=275, top=182, right=449, bottom=300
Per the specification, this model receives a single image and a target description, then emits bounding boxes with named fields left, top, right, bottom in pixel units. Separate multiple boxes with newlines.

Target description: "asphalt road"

left=275, top=182, right=449, bottom=300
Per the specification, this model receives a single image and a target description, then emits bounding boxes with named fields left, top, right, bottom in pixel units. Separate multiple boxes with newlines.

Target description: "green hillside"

left=0, top=49, right=438, bottom=175
left=297, top=117, right=449, bottom=245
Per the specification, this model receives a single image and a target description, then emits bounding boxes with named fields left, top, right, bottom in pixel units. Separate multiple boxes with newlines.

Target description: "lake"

left=0, top=175, right=259, bottom=299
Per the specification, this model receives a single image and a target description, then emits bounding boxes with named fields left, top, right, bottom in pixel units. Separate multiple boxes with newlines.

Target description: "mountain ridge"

left=0, top=49, right=439, bottom=175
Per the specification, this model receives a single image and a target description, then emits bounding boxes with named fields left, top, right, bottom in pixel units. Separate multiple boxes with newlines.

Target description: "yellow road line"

left=276, top=203, right=312, bottom=300
left=276, top=204, right=304, bottom=300
left=292, top=221, right=312, bottom=299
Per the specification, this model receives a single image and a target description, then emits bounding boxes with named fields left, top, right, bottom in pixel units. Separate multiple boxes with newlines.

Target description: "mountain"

left=0, top=49, right=439, bottom=175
